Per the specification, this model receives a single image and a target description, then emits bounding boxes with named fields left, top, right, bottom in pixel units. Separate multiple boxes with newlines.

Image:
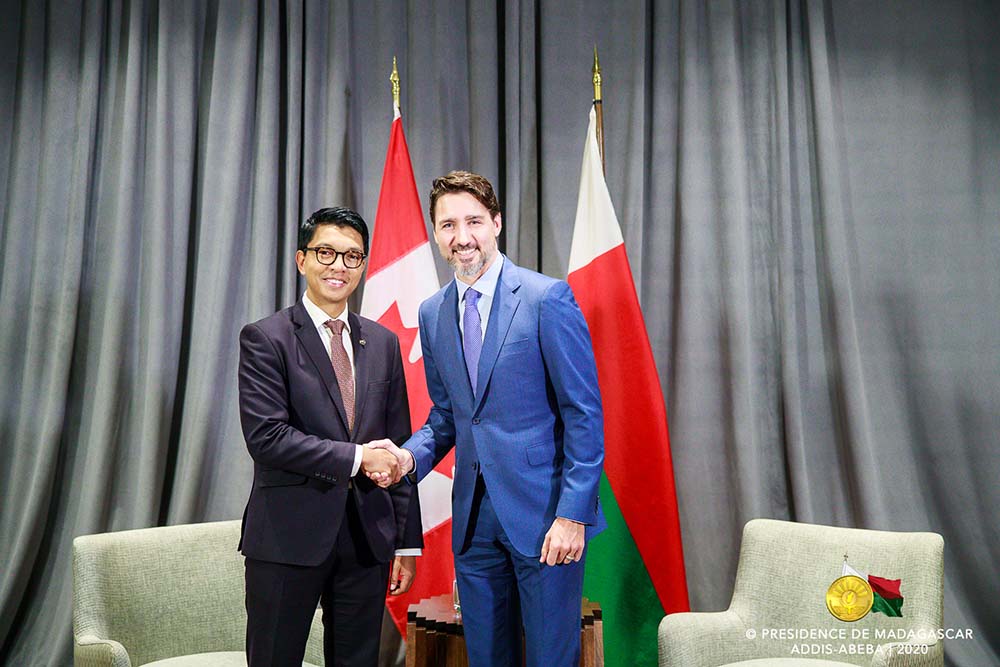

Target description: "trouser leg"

left=454, top=479, right=522, bottom=667
left=245, top=553, right=331, bottom=667
left=321, top=490, right=391, bottom=667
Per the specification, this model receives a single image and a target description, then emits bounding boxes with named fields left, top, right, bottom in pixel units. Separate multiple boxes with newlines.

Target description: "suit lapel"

left=348, top=311, right=368, bottom=438
left=292, top=301, right=351, bottom=434
left=475, top=260, right=521, bottom=411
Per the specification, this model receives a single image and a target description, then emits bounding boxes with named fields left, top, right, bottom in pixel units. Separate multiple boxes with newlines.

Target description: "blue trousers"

left=455, top=481, right=586, bottom=667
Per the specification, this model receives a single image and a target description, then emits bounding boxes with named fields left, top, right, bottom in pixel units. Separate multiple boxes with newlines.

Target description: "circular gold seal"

left=826, top=575, right=873, bottom=621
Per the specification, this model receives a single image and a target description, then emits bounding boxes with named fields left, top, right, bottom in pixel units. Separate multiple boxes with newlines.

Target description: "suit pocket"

left=498, top=337, right=532, bottom=358
left=257, top=469, right=308, bottom=487
left=525, top=441, right=556, bottom=466
left=367, top=380, right=390, bottom=393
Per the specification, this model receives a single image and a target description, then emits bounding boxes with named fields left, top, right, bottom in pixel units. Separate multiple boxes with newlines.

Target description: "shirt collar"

left=302, top=291, right=351, bottom=334
left=455, top=253, right=504, bottom=303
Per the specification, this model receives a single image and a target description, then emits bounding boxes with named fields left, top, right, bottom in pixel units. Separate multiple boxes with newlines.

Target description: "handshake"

left=359, top=439, right=414, bottom=488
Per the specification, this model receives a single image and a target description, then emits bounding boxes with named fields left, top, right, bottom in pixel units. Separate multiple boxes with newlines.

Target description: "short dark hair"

left=298, top=207, right=370, bottom=254
left=428, top=170, right=501, bottom=225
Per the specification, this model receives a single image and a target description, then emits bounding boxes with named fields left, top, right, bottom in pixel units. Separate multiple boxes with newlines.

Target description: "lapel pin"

left=359, top=339, right=366, bottom=346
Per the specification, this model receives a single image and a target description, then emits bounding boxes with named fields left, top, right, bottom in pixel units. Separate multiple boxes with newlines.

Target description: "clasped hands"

left=359, top=439, right=412, bottom=488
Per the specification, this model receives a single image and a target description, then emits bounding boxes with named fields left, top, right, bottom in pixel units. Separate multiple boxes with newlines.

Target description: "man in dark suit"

left=368, top=172, right=605, bottom=667
left=238, top=207, right=422, bottom=666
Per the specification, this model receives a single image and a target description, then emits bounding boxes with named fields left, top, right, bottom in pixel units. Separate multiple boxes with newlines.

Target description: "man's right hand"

left=360, top=446, right=400, bottom=487
left=363, top=439, right=414, bottom=487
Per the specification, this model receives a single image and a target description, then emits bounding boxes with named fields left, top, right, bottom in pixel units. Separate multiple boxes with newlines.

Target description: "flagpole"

left=592, top=46, right=606, bottom=173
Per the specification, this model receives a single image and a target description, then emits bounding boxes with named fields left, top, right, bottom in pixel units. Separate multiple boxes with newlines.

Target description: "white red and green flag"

left=568, top=106, right=690, bottom=667
left=360, top=104, right=453, bottom=636
left=842, top=562, right=904, bottom=617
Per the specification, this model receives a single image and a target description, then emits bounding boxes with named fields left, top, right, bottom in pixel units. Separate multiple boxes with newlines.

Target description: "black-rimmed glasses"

left=305, top=247, right=367, bottom=268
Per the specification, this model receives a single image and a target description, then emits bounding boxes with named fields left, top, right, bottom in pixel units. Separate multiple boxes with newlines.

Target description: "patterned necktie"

left=324, top=319, right=355, bottom=430
left=463, top=289, right=483, bottom=394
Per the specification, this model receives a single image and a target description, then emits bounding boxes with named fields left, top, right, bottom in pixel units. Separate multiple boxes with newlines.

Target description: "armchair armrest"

left=872, top=639, right=944, bottom=667
left=74, top=634, right=131, bottom=667
left=658, top=610, right=756, bottom=667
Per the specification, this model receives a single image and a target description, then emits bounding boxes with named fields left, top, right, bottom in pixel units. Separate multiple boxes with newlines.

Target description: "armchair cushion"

left=143, top=651, right=319, bottom=666
left=717, top=660, right=857, bottom=666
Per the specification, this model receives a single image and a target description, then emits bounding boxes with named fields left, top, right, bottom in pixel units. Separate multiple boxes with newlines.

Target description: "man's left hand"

left=389, top=555, right=416, bottom=595
left=539, top=517, right=585, bottom=566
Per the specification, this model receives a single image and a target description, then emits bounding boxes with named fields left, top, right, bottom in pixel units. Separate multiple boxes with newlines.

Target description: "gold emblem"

left=826, top=575, right=873, bottom=621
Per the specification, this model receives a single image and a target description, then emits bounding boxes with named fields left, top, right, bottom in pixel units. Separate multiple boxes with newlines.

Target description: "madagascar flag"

left=868, top=575, right=904, bottom=617
left=568, top=107, right=690, bottom=667
left=843, top=562, right=904, bottom=617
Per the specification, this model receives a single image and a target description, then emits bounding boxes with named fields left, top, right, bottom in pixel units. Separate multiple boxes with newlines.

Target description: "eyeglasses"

left=305, top=247, right=367, bottom=268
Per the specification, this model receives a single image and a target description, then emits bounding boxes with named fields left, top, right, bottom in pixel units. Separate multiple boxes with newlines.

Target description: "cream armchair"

left=659, top=519, right=944, bottom=667
left=73, top=520, right=324, bottom=666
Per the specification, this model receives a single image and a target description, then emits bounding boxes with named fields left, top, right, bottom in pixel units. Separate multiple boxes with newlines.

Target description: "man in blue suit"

left=370, top=171, right=606, bottom=667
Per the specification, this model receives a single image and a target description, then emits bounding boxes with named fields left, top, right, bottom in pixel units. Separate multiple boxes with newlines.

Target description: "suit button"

left=472, top=418, right=481, bottom=425
left=332, top=477, right=338, bottom=483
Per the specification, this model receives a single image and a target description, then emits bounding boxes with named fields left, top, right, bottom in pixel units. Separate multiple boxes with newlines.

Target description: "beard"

left=448, top=242, right=496, bottom=279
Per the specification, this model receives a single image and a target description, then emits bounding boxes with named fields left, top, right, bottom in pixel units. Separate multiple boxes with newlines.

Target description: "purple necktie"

left=463, top=289, right=483, bottom=394
left=324, top=319, right=355, bottom=430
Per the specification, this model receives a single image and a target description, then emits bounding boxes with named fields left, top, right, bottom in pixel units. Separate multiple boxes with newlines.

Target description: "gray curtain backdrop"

left=1, top=1, right=997, bottom=665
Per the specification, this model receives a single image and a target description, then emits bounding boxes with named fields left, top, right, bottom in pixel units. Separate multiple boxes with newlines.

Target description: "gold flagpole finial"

left=592, top=45, right=602, bottom=102
left=390, top=56, right=401, bottom=111
left=591, top=46, right=606, bottom=172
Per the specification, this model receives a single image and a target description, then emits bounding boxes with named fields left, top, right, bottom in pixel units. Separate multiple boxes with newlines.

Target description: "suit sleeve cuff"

left=555, top=497, right=598, bottom=526
left=394, top=548, right=422, bottom=556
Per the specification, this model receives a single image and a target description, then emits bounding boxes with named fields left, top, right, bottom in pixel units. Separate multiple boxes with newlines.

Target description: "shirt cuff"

left=394, top=548, right=422, bottom=556
left=350, top=444, right=363, bottom=477
left=402, top=448, right=416, bottom=476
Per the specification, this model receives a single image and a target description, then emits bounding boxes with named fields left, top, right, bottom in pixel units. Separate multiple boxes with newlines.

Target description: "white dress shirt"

left=455, top=253, right=504, bottom=339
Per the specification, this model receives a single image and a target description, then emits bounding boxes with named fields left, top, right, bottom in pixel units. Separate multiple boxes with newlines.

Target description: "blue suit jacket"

left=406, top=257, right=606, bottom=557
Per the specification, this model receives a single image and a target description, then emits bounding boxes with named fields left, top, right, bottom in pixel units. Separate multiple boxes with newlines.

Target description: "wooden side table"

left=405, top=595, right=603, bottom=667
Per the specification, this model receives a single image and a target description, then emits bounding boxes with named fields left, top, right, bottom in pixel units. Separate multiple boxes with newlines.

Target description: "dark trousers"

left=455, top=478, right=586, bottom=667
left=245, top=492, right=391, bottom=667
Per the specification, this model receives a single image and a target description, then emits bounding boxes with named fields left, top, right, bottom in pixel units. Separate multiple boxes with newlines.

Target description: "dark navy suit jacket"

left=406, top=258, right=605, bottom=557
left=237, top=301, right=422, bottom=566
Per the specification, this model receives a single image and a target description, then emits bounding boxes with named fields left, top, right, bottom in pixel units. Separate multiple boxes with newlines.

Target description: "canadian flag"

left=360, top=108, right=454, bottom=635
